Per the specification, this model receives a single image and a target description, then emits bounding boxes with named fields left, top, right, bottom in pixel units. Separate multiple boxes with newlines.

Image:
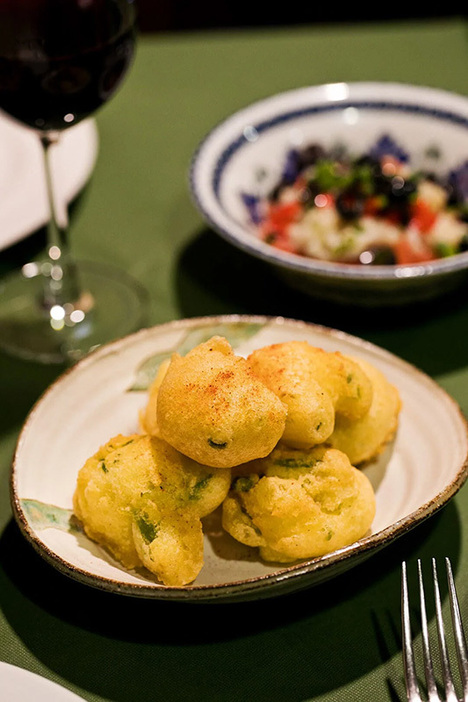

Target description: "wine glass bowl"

left=0, top=0, right=136, bottom=132
left=0, top=0, right=147, bottom=364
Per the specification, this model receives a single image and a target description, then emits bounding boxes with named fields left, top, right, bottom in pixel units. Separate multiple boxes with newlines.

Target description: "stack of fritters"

left=74, top=336, right=401, bottom=585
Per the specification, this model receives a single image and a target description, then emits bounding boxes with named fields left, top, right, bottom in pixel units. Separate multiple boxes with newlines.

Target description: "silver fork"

left=401, top=558, right=468, bottom=702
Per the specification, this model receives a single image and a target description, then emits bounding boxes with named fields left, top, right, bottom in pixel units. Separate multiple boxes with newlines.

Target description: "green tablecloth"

left=2, top=17, right=468, bottom=701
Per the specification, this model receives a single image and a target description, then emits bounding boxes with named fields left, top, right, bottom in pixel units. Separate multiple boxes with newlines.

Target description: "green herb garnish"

left=135, top=513, right=159, bottom=543
left=189, top=475, right=212, bottom=500
left=273, top=457, right=319, bottom=469
left=234, top=476, right=256, bottom=492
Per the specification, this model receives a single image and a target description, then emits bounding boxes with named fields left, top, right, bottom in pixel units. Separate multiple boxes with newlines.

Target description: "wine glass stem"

left=40, top=131, right=82, bottom=310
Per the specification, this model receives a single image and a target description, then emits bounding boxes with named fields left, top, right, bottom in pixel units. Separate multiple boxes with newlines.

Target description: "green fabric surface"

left=2, top=17, right=468, bottom=701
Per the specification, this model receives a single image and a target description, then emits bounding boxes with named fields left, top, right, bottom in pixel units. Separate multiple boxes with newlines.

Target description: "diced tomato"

left=261, top=226, right=298, bottom=253
left=409, top=199, right=438, bottom=233
left=260, top=201, right=301, bottom=251
left=271, top=237, right=298, bottom=253
left=394, top=237, right=435, bottom=265
left=267, top=201, right=302, bottom=230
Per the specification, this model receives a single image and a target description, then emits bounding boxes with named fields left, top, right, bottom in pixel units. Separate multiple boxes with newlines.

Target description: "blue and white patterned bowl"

left=189, top=82, right=468, bottom=306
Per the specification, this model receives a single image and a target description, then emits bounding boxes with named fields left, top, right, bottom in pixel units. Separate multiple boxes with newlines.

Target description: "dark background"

left=135, top=3, right=465, bottom=34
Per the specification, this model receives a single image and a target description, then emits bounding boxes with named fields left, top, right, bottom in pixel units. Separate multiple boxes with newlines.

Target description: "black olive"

left=354, top=154, right=381, bottom=172
left=447, top=182, right=466, bottom=208
left=335, top=192, right=364, bottom=221
left=269, top=182, right=287, bottom=201
left=297, top=144, right=327, bottom=170
left=425, top=171, right=443, bottom=185
left=336, top=188, right=365, bottom=221
left=370, top=173, right=413, bottom=225
left=373, top=172, right=395, bottom=201
left=390, top=176, right=417, bottom=201
left=301, top=180, right=320, bottom=206
left=459, top=234, right=468, bottom=252
left=359, top=246, right=397, bottom=265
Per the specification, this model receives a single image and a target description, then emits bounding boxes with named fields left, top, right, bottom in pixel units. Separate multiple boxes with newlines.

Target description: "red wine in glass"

left=0, top=0, right=147, bottom=363
left=0, top=0, right=136, bottom=131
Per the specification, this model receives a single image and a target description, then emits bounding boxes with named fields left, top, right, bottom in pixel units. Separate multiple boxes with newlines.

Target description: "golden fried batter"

left=156, top=336, right=287, bottom=468
left=73, top=433, right=231, bottom=585
left=139, top=358, right=170, bottom=436
left=326, top=357, right=401, bottom=465
left=299, top=344, right=373, bottom=420
left=75, top=335, right=400, bottom=585
left=248, top=341, right=373, bottom=449
left=222, top=444, right=376, bottom=562
left=131, top=501, right=204, bottom=589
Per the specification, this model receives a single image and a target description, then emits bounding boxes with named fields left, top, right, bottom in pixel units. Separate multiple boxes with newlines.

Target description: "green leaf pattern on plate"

left=128, top=321, right=265, bottom=391
left=21, top=499, right=82, bottom=533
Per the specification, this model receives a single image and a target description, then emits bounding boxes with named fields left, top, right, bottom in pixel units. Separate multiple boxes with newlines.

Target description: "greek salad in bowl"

left=242, top=135, right=468, bottom=266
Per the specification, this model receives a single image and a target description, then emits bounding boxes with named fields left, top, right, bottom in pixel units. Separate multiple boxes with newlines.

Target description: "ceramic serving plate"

left=0, top=112, right=98, bottom=250
left=11, top=315, right=468, bottom=602
left=190, top=82, right=468, bottom=305
left=0, top=662, right=85, bottom=702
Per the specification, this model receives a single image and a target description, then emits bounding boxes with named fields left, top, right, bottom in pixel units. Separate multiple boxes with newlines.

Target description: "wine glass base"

left=0, top=259, right=148, bottom=364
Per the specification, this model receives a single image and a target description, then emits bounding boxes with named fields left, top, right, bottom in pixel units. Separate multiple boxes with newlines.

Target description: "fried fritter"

left=222, top=444, right=376, bottom=562
left=73, top=433, right=147, bottom=570
left=73, top=433, right=231, bottom=585
left=131, top=501, right=204, bottom=589
left=248, top=341, right=373, bottom=449
left=326, top=357, right=402, bottom=465
left=139, top=358, right=170, bottom=436
left=301, top=345, right=373, bottom=420
left=156, top=336, right=287, bottom=468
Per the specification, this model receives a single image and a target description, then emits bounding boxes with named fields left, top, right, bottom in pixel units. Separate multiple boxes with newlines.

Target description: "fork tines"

left=401, top=557, right=468, bottom=702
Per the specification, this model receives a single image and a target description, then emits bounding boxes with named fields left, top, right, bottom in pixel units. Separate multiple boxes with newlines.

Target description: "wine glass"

left=0, top=0, right=148, bottom=364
